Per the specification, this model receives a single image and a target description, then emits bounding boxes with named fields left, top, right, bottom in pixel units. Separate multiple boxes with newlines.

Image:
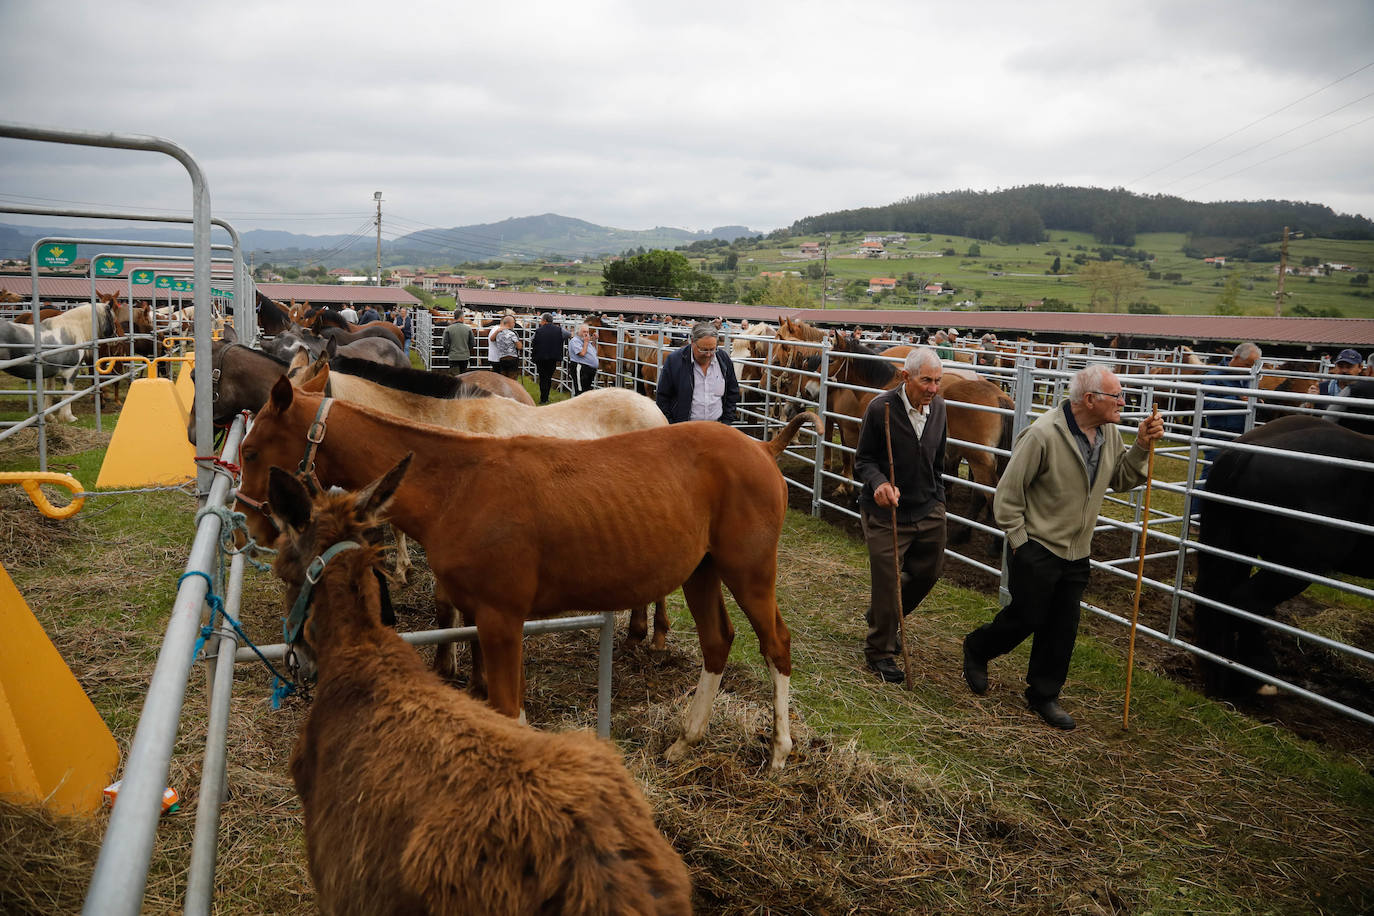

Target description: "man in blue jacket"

left=656, top=321, right=740, bottom=424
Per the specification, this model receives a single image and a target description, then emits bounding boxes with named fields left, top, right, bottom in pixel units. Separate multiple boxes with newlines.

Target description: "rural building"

left=868, top=278, right=897, bottom=294
left=799, top=242, right=821, bottom=257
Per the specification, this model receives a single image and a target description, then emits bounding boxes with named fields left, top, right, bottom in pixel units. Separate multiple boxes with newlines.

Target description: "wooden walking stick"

left=1123, top=404, right=1161, bottom=729
left=884, top=402, right=915, bottom=689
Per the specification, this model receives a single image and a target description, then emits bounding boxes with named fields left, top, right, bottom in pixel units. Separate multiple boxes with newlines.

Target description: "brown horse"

left=304, top=304, right=406, bottom=347
left=765, top=316, right=827, bottom=415
left=812, top=338, right=1014, bottom=535
left=264, top=460, right=692, bottom=914
left=237, top=378, right=801, bottom=768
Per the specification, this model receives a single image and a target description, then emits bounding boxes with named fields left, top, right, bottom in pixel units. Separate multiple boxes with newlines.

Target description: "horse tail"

left=759, top=411, right=818, bottom=460
left=995, top=395, right=1015, bottom=476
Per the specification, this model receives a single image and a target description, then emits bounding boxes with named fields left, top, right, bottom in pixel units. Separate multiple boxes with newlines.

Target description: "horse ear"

left=301, top=364, right=329, bottom=393
left=269, top=374, right=295, bottom=412
left=267, top=466, right=312, bottom=533
left=354, top=453, right=411, bottom=522
left=325, top=337, right=338, bottom=359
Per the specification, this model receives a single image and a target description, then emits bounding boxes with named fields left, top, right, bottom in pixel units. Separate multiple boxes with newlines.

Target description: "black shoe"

left=866, top=656, right=905, bottom=684
left=1029, top=699, right=1076, bottom=730
left=962, top=638, right=988, bottom=695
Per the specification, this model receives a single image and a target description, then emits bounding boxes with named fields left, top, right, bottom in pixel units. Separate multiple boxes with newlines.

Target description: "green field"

left=402, top=231, right=1374, bottom=319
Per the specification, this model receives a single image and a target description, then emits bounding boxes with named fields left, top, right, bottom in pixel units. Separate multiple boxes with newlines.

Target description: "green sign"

left=155, top=276, right=173, bottom=289
left=210, top=288, right=236, bottom=299
left=95, top=257, right=124, bottom=277
left=38, top=243, right=76, bottom=268
left=131, top=270, right=155, bottom=285
left=172, top=278, right=191, bottom=292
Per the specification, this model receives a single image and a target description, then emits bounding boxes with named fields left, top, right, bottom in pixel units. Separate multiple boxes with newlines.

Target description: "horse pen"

left=2, top=312, right=1374, bottom=914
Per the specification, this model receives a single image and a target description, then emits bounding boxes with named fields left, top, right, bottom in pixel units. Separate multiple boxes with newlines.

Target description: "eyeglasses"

left=1090, top=390, right=1126, bottom=402
left=694, top=346, right=717, bottom=356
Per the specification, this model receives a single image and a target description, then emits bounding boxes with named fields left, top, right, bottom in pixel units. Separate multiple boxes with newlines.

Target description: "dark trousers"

left=535, top=358, right=559, bottom=403
left=861, top=504, right=946, bottom=661
left=495, top=357, right=520, bottom=379
left=965, top=539, right=1089, bottom=703
left=445, top=358, right=469, bottom=376
left=573, top=363, right=596, bottom=396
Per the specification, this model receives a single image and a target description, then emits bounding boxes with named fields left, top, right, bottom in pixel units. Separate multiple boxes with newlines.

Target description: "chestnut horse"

left=264, top=460, right=691, bottom=913
left=237, top=378, right=799, bottom=768
left=809, top=337, right=1013, bottom=538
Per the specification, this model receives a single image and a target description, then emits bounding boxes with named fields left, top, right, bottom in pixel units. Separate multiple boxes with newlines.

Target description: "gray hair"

left=690, top=322, right=719, bottom=344
left=903, top=346, right=942, bottom=375
left=1069, top=363, right=1116, bottom=404
left=576, top=322, right=590, bottom=335
left=1233, top=342, right=1261, bottom=363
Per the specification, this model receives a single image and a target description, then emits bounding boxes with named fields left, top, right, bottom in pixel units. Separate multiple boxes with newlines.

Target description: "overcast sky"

left=2, top=0, right=1373, bottom=247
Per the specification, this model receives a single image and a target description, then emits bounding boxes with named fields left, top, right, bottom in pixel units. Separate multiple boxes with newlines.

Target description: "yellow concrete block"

left=95, top=377, right=196, bottom=489
left=0, top=563, right=120, bottom=814
left=173, top=353, right=196, bottom=415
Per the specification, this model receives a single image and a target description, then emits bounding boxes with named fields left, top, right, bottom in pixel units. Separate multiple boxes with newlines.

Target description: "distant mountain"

left=792, top=185, right=1374, bottom=246
left=389, top=214, right=757, bottom=262
left=0, top=214, right=757, bottom=269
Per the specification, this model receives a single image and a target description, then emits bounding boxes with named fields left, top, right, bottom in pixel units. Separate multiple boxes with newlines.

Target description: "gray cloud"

left=2, top=0, right=1371, bottom=239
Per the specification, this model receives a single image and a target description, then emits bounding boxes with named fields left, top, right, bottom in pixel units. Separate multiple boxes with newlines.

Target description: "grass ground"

left=1, top=398, right=1371, bottom=914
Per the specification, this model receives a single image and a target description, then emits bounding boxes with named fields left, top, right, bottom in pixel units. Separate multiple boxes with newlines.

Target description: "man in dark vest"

left=531, top=312, right=567, bottom=404
left=854, top=347, right=947, bottom=684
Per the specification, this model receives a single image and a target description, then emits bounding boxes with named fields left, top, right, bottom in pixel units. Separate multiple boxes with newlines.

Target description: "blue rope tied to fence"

left=179, top=570, right=297, bottom=709
left=194, top=502, right=276, bottom=572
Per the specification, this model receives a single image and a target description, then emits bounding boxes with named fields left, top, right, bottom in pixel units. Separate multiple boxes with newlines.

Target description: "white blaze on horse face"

left=665, top=668, right=724, bottom=763
left=767, top=659, right=792, bottom=771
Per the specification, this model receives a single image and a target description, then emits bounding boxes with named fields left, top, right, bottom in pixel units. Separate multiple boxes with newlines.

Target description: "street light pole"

left=374, top=191, right=383, bottom=287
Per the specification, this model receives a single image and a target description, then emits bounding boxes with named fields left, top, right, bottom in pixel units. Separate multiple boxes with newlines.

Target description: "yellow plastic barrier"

left=0, top=562, right=120, bottom=814
left=0, top=472, right=85, bottom=519
left=95, top=367, right=196, bottom=488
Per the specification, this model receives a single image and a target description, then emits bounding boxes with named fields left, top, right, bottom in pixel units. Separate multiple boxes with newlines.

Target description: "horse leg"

left=666, top=561, right=733, bottom=764
left=946, top=447, right=972, bottom=545
left=473, top=609, right=525, bottom=721
left=834, top=417, right=860, bottom=497
left=432, top=593, right=460, bottom=681
left=650, top=596, right=670, bottom=652
left=719, top=566, right=793, bottom=771
left=54, top=372, right=79, bottom=423
left=626, top=605, right=648, bottom=648
left=391, top=528, right=410, bottom=586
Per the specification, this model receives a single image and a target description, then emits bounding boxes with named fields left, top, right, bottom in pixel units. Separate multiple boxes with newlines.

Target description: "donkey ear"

left=354, top=453, right=411, bottom=521
left=267, top=466, right=312, bottom=532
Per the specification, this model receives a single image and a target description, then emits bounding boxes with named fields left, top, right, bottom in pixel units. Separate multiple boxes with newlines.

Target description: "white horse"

left=731, top=321, right=776, bottom=384
left=0, top=302, right=121, bottom=422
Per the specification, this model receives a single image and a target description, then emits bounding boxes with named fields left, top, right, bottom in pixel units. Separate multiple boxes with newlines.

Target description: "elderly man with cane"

left=961, top=363, right=1164, bottom=729
left=855, top=347, right=947, bottom=684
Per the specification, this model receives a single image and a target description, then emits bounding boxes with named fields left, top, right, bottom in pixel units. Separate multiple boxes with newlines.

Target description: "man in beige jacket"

left=962, top=364, right=1164, bottom=730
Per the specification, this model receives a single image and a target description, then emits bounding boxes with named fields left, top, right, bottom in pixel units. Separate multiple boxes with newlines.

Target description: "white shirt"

left=339, top=307, right=358, bottom=323
left=898, top=384, right=929, bottom=440
left=689, top=354, right=726, bottom=421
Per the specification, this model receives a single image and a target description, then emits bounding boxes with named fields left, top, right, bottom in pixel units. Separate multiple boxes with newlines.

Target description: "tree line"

left=789, top=185, right=1374, bottom=247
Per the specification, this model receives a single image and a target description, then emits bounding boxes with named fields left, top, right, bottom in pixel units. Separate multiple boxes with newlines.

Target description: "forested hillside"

left=791, top=186, right=1374, bottom=247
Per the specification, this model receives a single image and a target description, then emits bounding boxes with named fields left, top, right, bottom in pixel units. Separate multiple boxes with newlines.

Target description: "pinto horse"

left=0, top=299, right=139, bottom=422
left=237, top=378, right=801, bottom=769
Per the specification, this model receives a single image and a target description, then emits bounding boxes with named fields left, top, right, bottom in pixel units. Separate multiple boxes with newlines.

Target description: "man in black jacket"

left=854, top=347, right=947, bottom=684
left=655, top=322, right=740, bottom=424
left=531, top=312, right=567, bottom=404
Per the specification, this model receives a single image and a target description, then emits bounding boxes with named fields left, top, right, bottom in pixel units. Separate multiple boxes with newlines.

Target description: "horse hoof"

left=665, top=738, right=691, bottom=763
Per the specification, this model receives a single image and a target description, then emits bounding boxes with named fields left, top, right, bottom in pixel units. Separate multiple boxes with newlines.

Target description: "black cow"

left=1194, top=415, right=1374, bottom=696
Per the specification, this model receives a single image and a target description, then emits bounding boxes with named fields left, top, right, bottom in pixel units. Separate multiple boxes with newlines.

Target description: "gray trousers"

left=861, top=504, right=946, bottom=661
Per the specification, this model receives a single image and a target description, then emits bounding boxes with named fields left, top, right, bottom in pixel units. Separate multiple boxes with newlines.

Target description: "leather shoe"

left=866, top=656, right=905, bottom=684
left=962, top=638, right=988, bottom=695
left=1029, top=699, right=1076, bottom=730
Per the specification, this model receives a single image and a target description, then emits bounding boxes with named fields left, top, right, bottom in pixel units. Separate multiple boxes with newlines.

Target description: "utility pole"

left=1275, top=225, right=1288, bottom=317
left=374, top=191, right=383, bottom=286
left=821, top=233, right=829, bottom=309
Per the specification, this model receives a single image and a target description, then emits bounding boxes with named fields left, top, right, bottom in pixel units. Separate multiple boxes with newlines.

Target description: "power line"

left=1155, top=89, right=1374, bottom=191
left=1184, top=110, right=1374, bottom=195
left=1125, top=59, right=1374, bottom=187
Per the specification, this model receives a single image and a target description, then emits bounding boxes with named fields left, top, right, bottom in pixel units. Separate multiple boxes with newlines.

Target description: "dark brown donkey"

left=266, top=460, right=691, bottom=914
left=237, top=376, right=799, bottom=769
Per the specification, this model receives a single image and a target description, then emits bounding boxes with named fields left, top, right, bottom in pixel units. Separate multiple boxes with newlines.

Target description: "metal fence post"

left=810, top=342, right=832, bottom=516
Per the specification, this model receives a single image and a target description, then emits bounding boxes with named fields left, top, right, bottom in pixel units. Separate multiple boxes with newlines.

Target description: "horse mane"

left=839, top=336, right=898, bottom=389
left=329, top=355, right=492, bottom=400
